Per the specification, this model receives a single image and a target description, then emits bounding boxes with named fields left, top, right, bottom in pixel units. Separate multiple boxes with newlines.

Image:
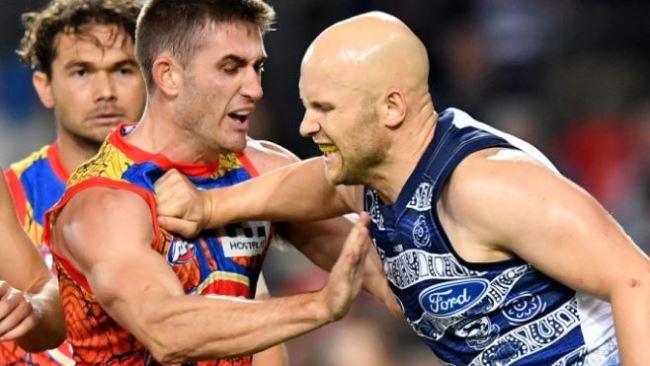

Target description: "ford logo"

left=419, top=278, right=489, bottom=317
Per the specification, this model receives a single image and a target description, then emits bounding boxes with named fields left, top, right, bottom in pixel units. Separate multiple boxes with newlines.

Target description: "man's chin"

left=210, top=137, right=248, bottom=154
left=325, top=168, right=346, bottom=186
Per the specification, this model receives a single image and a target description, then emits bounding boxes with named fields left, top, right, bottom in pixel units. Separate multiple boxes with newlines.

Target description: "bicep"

left=461, top=161, right=647, bottom=299
left=55, top=189, right=185, bottom=334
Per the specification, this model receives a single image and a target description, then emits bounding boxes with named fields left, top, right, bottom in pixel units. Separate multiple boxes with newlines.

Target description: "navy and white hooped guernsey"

left=364, top=108, right=619, bottom=366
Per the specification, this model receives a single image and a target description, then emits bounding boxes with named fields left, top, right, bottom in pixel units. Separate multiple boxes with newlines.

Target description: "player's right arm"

left=53, top=186, right=371, bottom=363
left=156, top=158, right=360, bottom=237
left=0, top=170, right=65, bottom=351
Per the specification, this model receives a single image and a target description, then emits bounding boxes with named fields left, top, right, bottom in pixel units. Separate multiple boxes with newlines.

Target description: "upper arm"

left=449, top=152, right=649, bottom=299
left=53, top=187, right=185, bottom=339
left=0, top=170, right=50, bottom=291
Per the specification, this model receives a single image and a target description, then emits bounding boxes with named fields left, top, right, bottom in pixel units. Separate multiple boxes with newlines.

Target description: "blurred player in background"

left=3, top=0, right=143, bottom=363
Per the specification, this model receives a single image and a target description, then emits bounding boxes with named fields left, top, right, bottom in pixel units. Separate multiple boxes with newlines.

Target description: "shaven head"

left=301, top=11, right=430, bottom=102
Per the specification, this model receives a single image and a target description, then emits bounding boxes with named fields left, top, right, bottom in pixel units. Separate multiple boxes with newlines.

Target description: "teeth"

left=319, top=144, right=338, bottom=154
left=231, top=111, right=250, bottom=117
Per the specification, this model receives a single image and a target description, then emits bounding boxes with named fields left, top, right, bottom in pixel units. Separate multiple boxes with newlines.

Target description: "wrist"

left=310, top=291, right=337, bottom=325
left=200, top=189, right=215, bottom=229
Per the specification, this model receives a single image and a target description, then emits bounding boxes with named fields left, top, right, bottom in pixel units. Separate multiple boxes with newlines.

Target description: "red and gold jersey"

left=45, top=124, right=270, bottom=366
left=3, top=143, right=74, bottom=365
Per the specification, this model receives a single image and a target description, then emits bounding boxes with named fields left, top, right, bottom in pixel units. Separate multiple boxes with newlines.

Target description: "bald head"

left=301, top=11, right=429, bottom=96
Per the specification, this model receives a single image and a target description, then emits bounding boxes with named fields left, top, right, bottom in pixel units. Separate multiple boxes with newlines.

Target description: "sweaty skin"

left=157, top=12, right=650, bottom=366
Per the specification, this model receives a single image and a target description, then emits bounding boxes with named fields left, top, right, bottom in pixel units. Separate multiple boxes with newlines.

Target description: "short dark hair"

left=17, top=0, right=142, bottom=76
left=136, top=0, right=276, bottom=91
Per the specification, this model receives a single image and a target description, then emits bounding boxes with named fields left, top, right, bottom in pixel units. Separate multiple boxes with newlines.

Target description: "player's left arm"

left=449, top=150, right=649, bottom=365
left=0, top=170, right=66, bottom=350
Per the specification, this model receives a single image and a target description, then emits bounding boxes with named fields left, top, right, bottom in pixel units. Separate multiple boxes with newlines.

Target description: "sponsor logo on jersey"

left=407, top=182, right=433, bottom=211
left=419, top=278, right=489, bottom=317
left=220, top=221, right=270, bottom=257
left=167, top=237, right=196, bottom=264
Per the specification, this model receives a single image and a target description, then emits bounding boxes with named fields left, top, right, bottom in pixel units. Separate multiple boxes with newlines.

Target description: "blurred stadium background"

left=1, top=1, right=649, bottom=365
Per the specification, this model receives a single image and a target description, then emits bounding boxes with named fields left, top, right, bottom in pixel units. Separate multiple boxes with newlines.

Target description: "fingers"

left=157, top=216, right=198, bottom=238
left=342, top=213, right=371, bottom=266
left=0, top=287, right=35, bottom=340
left=155, top=170, right=187, bottom=217
left=154, top=168, right=184, bottom=191
left=0, top=284, right=19, bottom=320
left=0, top=281, right=10, bottom=298
left=0, top=314, right=37, bottom=341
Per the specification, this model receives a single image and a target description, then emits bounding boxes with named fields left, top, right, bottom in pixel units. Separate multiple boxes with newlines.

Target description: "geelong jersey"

left=3, top=143, right=75, bottom=366
left=365, top=108, right=619, bottom=366
left=44, top=124, right=270, bottom=366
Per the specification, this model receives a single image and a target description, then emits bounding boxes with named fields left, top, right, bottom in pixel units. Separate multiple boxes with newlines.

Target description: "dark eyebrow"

left=219, top=55, right=248, bottom=66
left=219, top=55, right=267, bottom=66
left=111, top=59, right=139, bottom=70
left=63, top=58, right=139, bottom=71
left=63, top=60, right=93, bottom=70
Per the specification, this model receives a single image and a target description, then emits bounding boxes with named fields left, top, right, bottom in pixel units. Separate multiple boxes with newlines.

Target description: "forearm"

left=611, top=278, right=650, bottom=365
left=212, top=158, right=351, bottom=225
left=251, top=274, right=290, bottom=366
left=17, top=278, right=66, bottom=352
left=138, top=291, right=333, bottom=363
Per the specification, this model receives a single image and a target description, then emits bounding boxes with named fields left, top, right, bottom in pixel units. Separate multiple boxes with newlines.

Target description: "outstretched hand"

left=155, top=169, right=212, bottom=237
left=319, top=212, right=373, bottom=321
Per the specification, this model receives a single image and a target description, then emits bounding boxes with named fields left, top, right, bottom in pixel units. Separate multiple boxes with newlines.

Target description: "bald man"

left=155, top=11, right=649, bottom=366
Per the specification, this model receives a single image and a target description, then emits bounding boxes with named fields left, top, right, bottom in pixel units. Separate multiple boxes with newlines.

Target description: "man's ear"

left=33, top=71, right=54, bottom=109
left=382, top=88, right=406, bottom=128
left=151, top=54, right=183, bottom=97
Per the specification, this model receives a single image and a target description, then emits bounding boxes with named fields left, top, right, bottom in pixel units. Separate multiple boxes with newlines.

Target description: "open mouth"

left=228, top=111, right=250, bottom=123
left=318, top=144, right=339, bottom=155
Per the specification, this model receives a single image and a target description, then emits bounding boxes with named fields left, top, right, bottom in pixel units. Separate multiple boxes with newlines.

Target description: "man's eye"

left=223, top=65, right=239, bottom=74
left=255, top=64, right=265, bottom=74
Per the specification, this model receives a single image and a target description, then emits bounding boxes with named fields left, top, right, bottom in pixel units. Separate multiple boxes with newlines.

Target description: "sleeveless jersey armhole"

left=43, top=177, right=162, bottom=294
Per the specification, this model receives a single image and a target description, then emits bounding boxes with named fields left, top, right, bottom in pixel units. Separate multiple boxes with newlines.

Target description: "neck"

left=128, top=97, right=218, bottom=164
left=368, top=99, right=438, bottom=204
left=56, top=130, right=102, bottom=174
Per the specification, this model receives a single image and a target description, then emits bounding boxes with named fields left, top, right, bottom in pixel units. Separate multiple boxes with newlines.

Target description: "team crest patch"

left=167, top=237, right=196, bottom=264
